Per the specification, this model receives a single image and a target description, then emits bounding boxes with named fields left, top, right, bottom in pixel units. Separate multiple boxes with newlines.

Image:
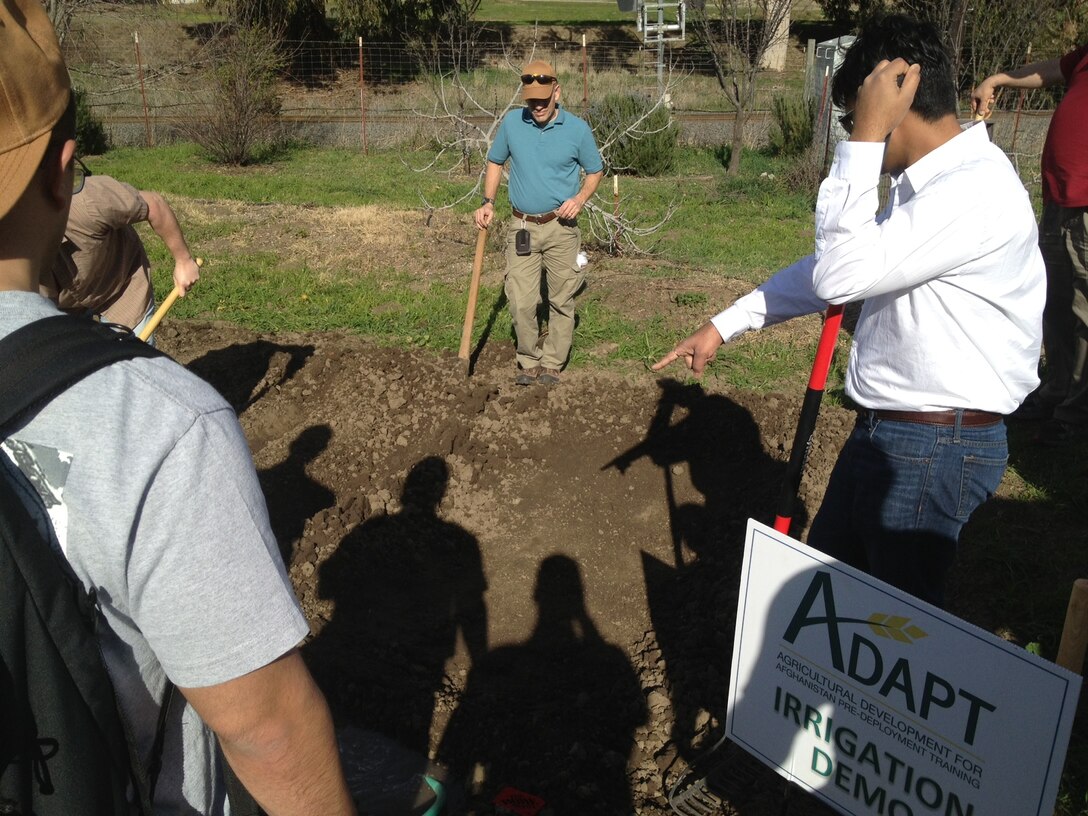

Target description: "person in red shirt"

left=973, top=46, right=1088, bottom=444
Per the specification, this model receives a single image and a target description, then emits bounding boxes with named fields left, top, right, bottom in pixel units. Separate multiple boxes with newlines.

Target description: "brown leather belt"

left=871, top=409, right=1003, bottom=427
left=512, top=208, right=557, bottom=225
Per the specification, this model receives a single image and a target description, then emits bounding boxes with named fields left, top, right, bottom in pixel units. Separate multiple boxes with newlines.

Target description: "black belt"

left=512, top=208, right=557, bottom=225
left=871, top=409, right=1003, bottom=427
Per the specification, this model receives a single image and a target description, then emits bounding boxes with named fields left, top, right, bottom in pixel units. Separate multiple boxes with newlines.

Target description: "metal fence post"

left=133, top=31, right=152, bottom=147
left=359, top=36, right=368, bottom=154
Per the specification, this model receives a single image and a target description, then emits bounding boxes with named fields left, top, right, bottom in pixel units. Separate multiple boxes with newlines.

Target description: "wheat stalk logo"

left=867, top=613, right=928, bottom=644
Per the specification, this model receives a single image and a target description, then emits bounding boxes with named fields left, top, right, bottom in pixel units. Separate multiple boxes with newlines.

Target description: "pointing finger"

left=651, top=350, right=680, bottom=372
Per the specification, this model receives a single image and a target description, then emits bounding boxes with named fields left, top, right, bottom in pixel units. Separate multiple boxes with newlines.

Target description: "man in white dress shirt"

left=653, top=14, right=1045, bottom=608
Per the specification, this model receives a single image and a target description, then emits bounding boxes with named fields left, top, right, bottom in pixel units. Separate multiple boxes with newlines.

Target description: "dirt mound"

left=159, top=319, right=856, bottom=815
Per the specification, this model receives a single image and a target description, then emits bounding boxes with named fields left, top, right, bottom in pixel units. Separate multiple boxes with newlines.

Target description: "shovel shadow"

left=467, top=289, right=507, bottom=376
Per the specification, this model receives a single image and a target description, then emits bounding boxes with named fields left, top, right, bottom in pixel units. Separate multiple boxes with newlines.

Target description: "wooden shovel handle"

left=137, top=257, right=202, bottom=342
left=1056, top=578, right=1088, bottom=675
left=458, top=229, right=487, bottom=361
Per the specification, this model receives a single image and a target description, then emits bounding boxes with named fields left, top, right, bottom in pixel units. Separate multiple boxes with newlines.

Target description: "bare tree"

left=761, top=1, right=791, bottom=71
left=45, top=0, right=94, bottom=44
left=410, top=35, right=683, bottom=254
left=881, top=0, right=1066, bottom=92
left=183, top=26, right=287, bottom=165
left=409, top=0, right=485, bottom=175
left=688, top=0, right=794, bottom=175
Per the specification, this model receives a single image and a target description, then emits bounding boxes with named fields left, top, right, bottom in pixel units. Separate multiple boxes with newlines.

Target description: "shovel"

left=457, top=228, right=488, bottom=375
left=773, top=303, right=844, bottom=534
left=137, top=257, right=203, bottom=342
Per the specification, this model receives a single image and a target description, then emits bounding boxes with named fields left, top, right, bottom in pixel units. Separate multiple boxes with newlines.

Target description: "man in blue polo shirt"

left=474, top=59, right=604, bottom=386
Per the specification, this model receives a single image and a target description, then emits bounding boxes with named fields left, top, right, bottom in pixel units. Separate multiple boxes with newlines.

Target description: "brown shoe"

left=538, top=368, right=561, bottom=385
left=515, top=366, right=541, bottom=385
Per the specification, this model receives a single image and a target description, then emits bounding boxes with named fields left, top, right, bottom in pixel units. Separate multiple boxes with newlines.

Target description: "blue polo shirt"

left=488, top=105, right=603, bottom=215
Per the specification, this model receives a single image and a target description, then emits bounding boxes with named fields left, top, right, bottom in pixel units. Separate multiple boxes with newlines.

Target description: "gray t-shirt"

left=0, top=293, right=309, bottom=815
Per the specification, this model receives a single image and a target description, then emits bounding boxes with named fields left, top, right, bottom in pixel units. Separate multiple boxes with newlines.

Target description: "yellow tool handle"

left=137, top=257, right=202, bottom=342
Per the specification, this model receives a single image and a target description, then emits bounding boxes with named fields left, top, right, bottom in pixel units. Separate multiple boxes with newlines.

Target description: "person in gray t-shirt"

left=0, top=3, right=356, bottom=813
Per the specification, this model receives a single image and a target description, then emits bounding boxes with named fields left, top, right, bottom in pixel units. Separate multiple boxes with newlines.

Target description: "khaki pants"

left=1034, top=202, right=1088, bottom=424
left=504, top=216, right=584, bottom=371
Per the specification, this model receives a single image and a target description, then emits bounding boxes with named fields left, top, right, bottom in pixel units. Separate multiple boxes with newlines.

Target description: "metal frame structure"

left=619, top=0, right=686, bottom=91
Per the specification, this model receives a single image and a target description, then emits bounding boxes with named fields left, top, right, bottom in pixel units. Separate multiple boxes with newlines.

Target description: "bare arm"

left=473, top=161, right=505, bottom=230
left=140, top=190, right=201, bottom=295
left=180, top=649, right=357, bottom=816
left=972, top=57, right=1064, bottom=117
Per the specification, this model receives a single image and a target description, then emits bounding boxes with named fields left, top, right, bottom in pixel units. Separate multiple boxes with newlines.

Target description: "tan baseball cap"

left=0, top=0, right=71, bottom=220
left=521, top=59, right=558, bottom=101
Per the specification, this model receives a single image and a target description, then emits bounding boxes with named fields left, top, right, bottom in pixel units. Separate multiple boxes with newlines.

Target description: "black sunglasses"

left=838, top=109, right=854, bottom=135
left=521, top=73, right=556, bottom=85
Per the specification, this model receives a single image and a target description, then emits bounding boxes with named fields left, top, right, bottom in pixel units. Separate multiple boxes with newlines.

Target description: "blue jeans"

left=807, top=411, right=1008, bottom=608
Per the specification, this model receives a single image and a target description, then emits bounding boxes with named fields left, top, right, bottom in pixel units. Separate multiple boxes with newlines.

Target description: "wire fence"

left=63, top=2, right=1056, bottom=183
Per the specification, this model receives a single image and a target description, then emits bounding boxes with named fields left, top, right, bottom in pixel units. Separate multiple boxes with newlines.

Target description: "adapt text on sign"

left=726, top=519, right=1081, bottom=816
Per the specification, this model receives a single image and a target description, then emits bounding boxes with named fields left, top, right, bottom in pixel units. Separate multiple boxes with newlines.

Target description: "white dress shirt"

left=711, top=123, right=1045, bottom=413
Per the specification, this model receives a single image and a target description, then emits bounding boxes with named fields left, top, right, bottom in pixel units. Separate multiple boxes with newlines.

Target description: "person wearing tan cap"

left=474, top=59, right=604, bottom=386
left=0, top=1, right=355, bottom=813
left=40, top=171, right=202, bottom=343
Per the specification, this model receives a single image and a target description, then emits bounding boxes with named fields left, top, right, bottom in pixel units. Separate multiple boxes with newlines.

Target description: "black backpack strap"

left=223, top=758, right=265, bottom=816
left=0, top=315, right=167, bottom=814
left=0, top=482, right=143, bottom=815
left=0, top=316, right=162, bottom=431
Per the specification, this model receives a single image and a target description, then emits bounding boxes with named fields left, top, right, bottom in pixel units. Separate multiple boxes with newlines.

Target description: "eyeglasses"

left=837, top=109, right=854, bottom=135
left=521, top=74, right=556, bottom=85
left=73, top=156, right=92, bottom=195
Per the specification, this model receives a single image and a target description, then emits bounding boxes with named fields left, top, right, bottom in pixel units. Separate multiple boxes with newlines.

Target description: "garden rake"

left=667, top=736, right=778, bottom=815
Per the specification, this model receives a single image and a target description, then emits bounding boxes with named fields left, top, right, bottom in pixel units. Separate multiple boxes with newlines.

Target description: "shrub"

left=184, top=25, right=285, bottom=165
left=73, top=86, right=110, bottom=156
left=768, top=95, right=817, bottom=158
left=781, top=143, right=826, bottom=205
left=587, top=93, right=678, bottom=177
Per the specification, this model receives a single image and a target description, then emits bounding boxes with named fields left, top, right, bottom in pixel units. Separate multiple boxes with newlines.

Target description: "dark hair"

left=831, top=14, right=958, bottom=121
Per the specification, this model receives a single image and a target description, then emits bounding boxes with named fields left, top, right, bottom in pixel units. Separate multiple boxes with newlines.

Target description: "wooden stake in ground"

left=611, top=175, right=620, bottom=253
left=458, top=228, right=488, bottom=373
left=137, top=257, right=203, bottom=342
left=1057, top=578, right=1088, bottom=675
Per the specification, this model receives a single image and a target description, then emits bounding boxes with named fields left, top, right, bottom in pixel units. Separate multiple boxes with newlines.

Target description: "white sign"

left=727, top=519, right=1081, bottom=816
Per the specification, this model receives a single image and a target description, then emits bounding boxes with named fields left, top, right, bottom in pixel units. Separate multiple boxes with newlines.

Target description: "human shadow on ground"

left=304, top=456, right=488, bottom=759
left=436, top=554, right=648, bottom=815
left=693, top=564, right=868, bottom=816
left=604, top=378, right=793, bottom=771
left=937, top=419, right=1088, bottom=640
left=257, top=424, right=335, bottom=564
left=955, top=423, right=1088, bottom=720
left=185, top=340, right=313, bottom=414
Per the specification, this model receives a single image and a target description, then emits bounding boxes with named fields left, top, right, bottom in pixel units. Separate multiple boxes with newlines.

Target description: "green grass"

left=617, top=148, right=815, bottom=276
left=478, top=0, right=629, bottom=25
left=152, top=248, right=488, bottom=349
left=89, top=144, right=469, bottom=209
